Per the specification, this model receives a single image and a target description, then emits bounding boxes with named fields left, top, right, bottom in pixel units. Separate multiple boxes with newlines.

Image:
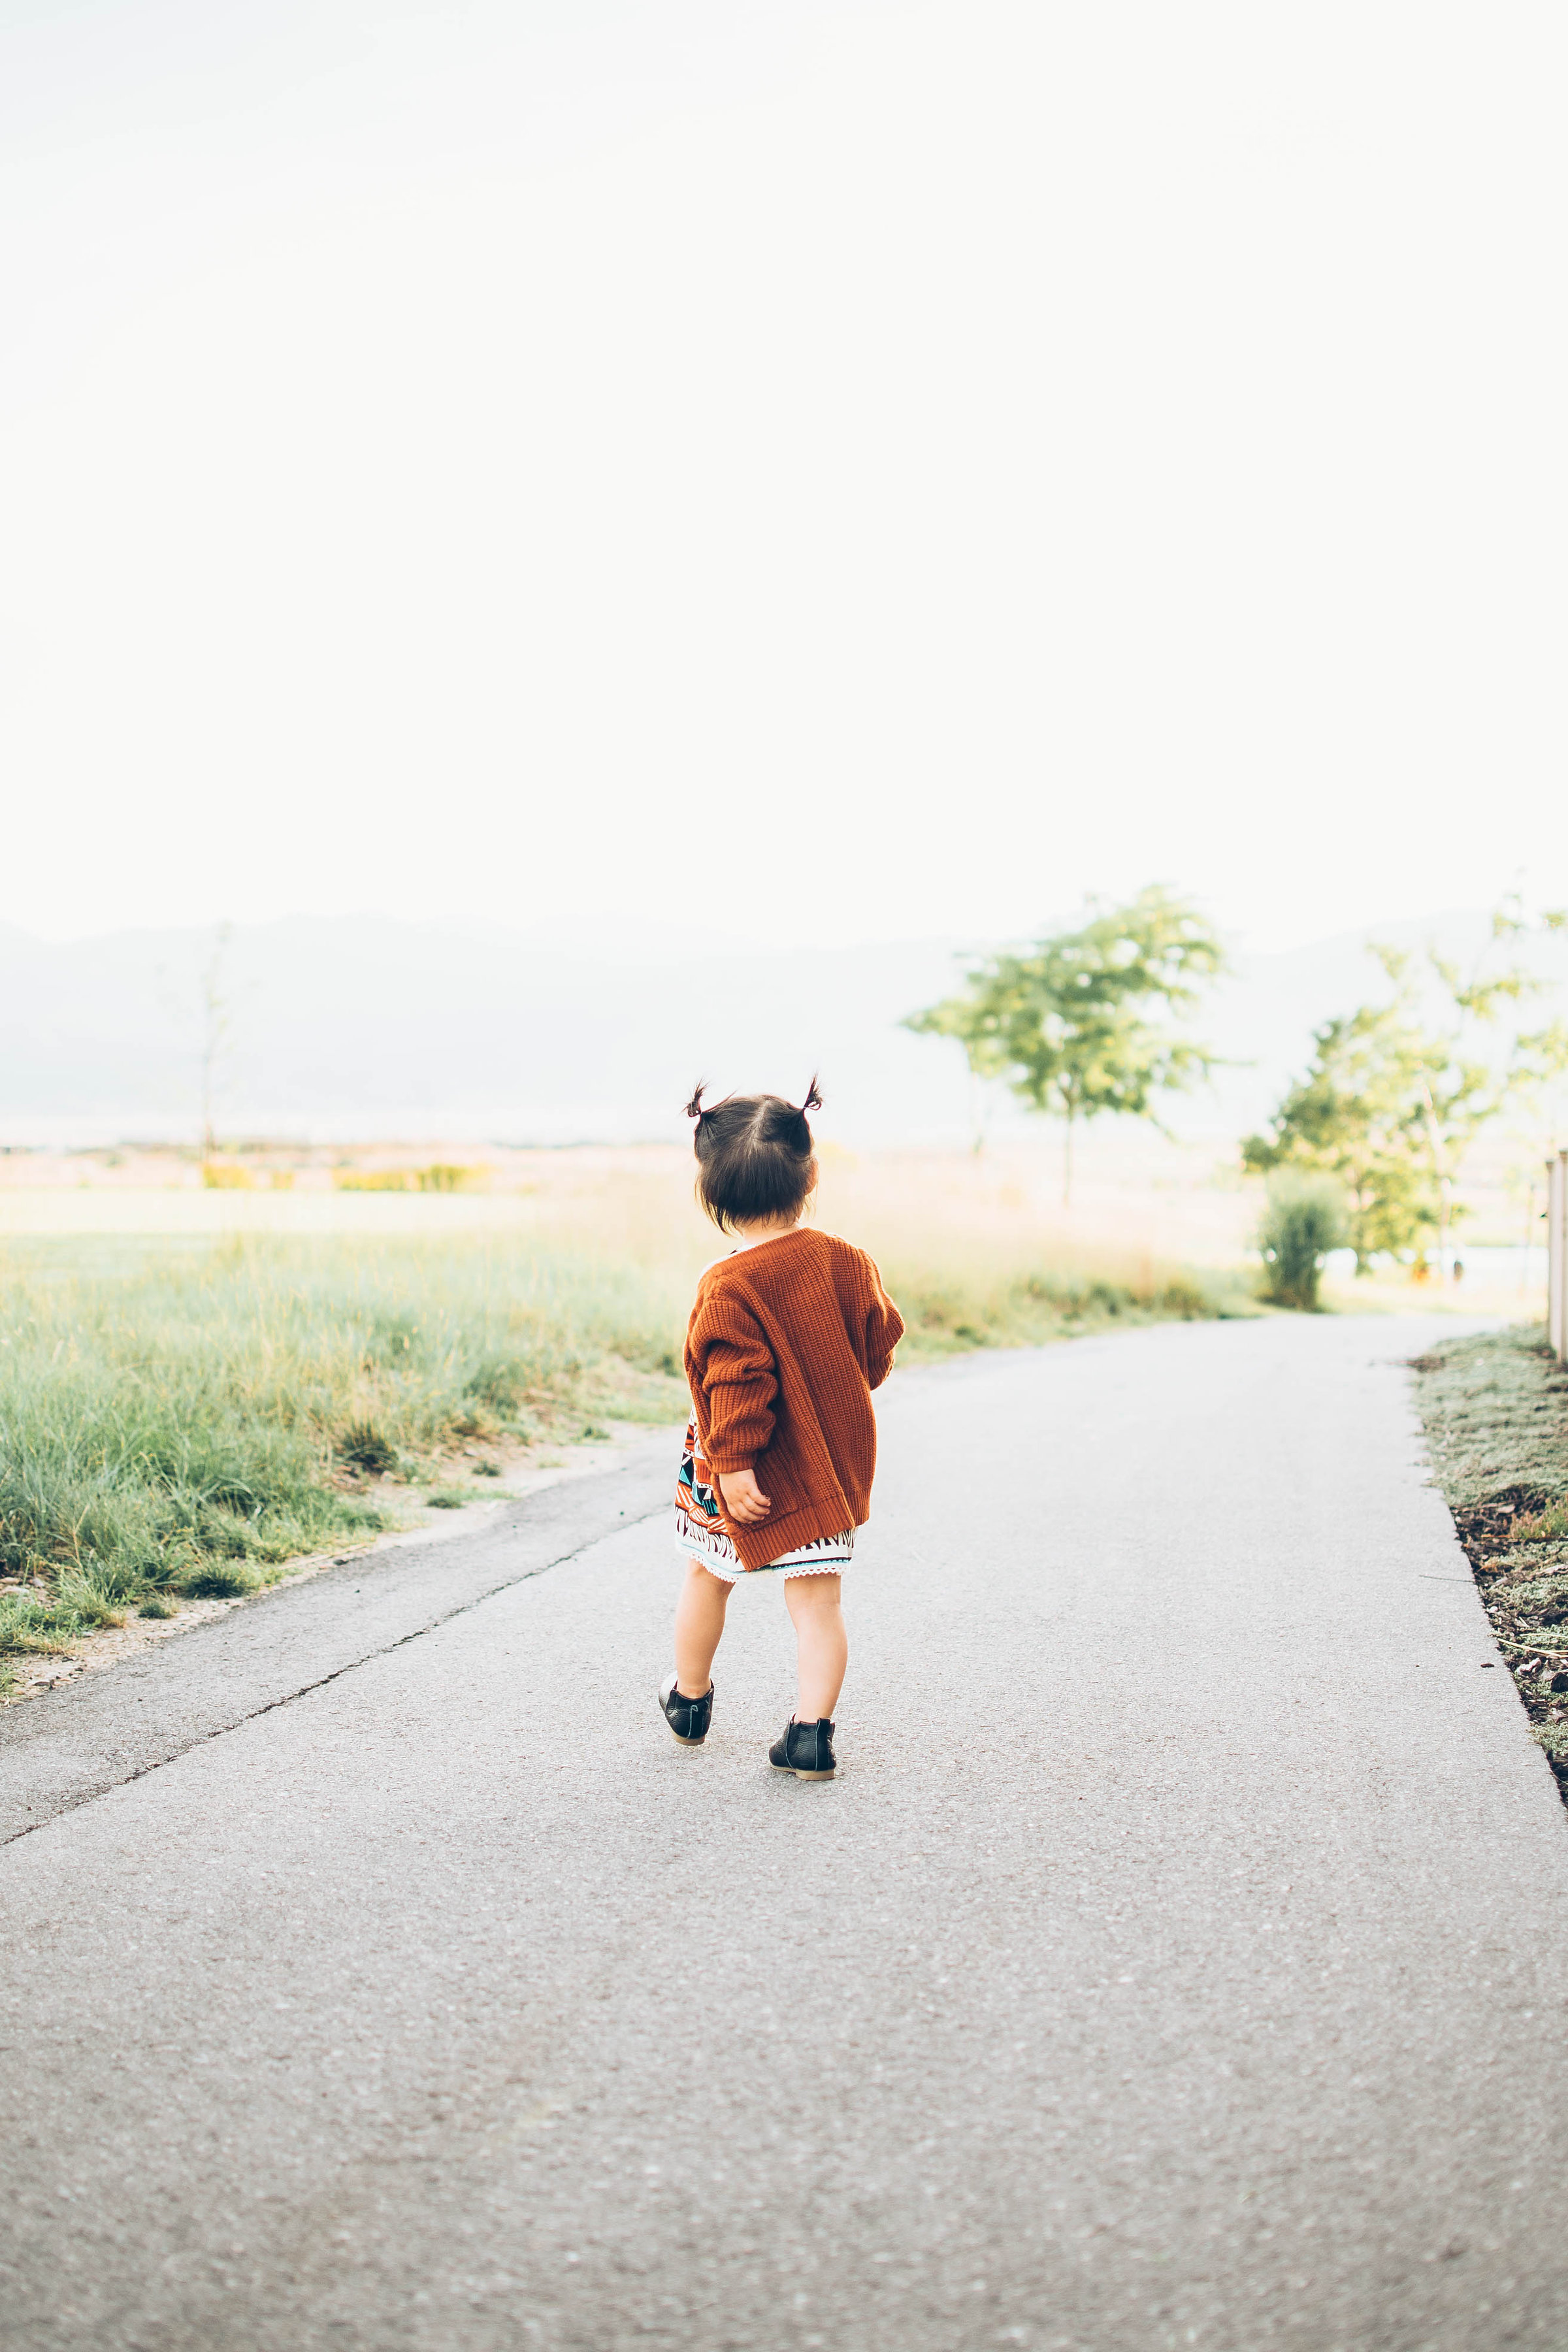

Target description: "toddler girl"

left=659, top=1079, right=904, bottom=1779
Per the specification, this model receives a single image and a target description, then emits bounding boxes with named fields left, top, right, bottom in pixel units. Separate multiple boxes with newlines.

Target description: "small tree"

left=1244, top=898, right=1568, bottom=1273
left=905, top=886, right=1228, bottom=1203
left=1242, top=996, right=1440, bottom=1272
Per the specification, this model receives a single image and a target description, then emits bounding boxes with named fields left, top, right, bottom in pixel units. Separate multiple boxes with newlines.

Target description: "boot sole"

left=770, top=1760, right=835, bottom=1779
left=666, top=1726, right=707, bottom=1746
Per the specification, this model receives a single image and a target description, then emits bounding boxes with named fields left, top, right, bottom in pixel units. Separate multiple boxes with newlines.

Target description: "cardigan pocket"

left=750, top=1447, right=804, bottom=1516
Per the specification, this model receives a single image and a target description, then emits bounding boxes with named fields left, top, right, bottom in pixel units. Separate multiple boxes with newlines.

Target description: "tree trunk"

left=1417, top=1082, right=1449, bottom=1282
left=1437, top=1173, right=1451, bottom=1282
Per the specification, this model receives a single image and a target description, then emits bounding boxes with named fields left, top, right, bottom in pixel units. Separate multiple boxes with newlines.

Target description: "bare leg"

left=785, top=1573, right=847, bottom=1721
left=674, top=1561, right=732, bottom=1697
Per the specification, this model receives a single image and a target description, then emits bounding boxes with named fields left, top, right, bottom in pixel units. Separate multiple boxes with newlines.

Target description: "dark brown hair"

left=685, top=1079, right=823, bottom=1233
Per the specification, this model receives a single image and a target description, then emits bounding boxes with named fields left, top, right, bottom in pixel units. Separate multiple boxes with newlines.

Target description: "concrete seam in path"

left=0, top=1493, right=670, bottom=1854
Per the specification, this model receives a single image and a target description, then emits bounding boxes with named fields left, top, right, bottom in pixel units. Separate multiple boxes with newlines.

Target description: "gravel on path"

left=3, top=1312, right=1565, bottom=2352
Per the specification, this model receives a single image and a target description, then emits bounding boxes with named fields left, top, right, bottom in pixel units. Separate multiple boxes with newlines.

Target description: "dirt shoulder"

left=1411, top=1323, right=1568, bottom=1805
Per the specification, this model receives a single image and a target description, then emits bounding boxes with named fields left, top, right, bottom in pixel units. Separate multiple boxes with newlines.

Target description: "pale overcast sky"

left=2, top=0, right=1563, bottom=952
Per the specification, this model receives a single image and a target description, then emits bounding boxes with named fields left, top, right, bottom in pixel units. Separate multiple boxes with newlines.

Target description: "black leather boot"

left=769, top=1717, right=836, bottom=1779
left=659, top=1673, right=713, bottom=1746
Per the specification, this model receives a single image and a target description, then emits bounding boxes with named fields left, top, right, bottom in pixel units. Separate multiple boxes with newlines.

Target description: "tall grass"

left=0, top=1234, right=689, bottom=1656
left=0, top=1192, right=1245, bottom=1661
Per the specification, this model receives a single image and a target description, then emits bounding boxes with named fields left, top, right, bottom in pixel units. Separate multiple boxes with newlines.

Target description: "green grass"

left=1411, top=1322, right=1568, bottom=1508
left=1411, top=1324, right=1568, bottom=1795
left=0, top=1232, right=690, bottom=1656
left=0, top=1226, right=1245, bottom=1663
left=881, top=1262, right=1254, bottom=1357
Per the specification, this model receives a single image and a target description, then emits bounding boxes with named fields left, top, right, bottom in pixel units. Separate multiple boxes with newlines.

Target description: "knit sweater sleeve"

left=862, top=1252, right=905, bottom=1390
left=684, top=1284, right=778, bottom=1473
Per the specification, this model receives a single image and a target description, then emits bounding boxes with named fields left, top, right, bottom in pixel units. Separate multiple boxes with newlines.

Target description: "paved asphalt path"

left=5, top=1313, right=1568, bottom=2352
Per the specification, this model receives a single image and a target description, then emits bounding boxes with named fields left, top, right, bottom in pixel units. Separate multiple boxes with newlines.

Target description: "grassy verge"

left=1411, top=1323, right=1568, bottom=1803
left=0, top=1233, right=691, bottom=1681
left=0, top=1226, right=1246, bottom=1684
left=877, top=1258, right=1246, bottom=1355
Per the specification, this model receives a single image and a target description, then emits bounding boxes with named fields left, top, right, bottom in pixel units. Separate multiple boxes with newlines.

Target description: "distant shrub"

left=338, top=1420, right=399, bottom=1474
left=1155, top=1278, right=1212, bottom=1320
left=174, top=1563, right=255, bottom=1599
left=334, top=1164, right=488, bottom=1194
left=1258, top=1173, right=1348, bottom=1311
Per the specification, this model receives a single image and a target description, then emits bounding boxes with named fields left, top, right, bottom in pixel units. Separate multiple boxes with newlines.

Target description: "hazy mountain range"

left=1, top=909, right=1559, bottom=1149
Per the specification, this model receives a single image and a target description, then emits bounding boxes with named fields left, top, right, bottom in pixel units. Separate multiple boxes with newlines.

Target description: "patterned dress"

left=674, top=1413, right=854, bottom=1582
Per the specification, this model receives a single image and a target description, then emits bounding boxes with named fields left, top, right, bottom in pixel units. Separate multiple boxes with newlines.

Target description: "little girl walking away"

left=660, top=1080, right=904, bottom=1780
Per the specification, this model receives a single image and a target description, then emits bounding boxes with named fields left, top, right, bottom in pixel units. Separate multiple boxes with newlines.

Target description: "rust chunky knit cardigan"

left=683, top=1228, right=905, bottom=1571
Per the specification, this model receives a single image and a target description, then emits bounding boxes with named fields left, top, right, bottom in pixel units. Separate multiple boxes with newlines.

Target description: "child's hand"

left=717, top=1467, right=772, bottom=1524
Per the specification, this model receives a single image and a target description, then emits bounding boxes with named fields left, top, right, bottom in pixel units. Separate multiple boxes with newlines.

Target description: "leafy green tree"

left=1244, top=898, right=1568, bottom=1273
left=905, top=886, right=1228, bottom=1204
left=1242, top=996, right=1439, bottom=1272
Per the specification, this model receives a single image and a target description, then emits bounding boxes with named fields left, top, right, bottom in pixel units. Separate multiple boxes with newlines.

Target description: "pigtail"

left=684, top=1081, right=708, bottom=1123
left=799, top=1075, right=823, bottom=1115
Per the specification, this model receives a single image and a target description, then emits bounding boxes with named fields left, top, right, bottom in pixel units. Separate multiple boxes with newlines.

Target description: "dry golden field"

left=0, top=1120, right=1548, bottom=1318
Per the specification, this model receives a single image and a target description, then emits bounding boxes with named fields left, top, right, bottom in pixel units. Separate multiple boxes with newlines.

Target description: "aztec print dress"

left=674, top=1413, right=854, bottom=1582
